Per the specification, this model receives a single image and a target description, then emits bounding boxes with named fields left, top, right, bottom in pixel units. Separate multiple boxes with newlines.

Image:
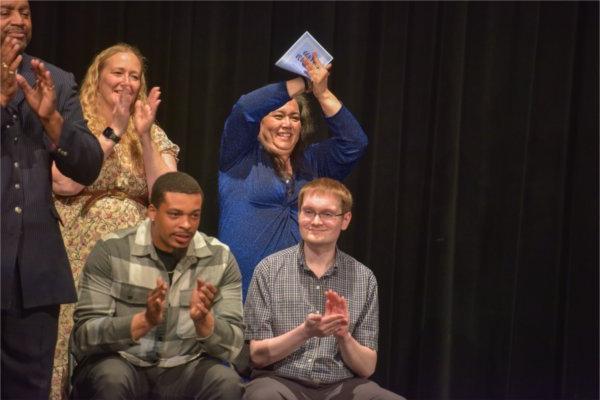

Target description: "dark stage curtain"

left=28, top=2, right=598, bottom=399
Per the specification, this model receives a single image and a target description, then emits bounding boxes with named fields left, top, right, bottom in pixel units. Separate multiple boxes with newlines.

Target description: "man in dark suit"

left=0, top=0, right=103, bottom=397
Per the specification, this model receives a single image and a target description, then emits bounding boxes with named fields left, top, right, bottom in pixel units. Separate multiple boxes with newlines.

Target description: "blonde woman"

left=50, top=43, right=179, bottom=399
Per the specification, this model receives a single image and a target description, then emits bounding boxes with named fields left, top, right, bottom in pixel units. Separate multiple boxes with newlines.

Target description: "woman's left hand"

left=302, top=51, right=332, bottom=99
left=133, top=86, right=161, bottom=137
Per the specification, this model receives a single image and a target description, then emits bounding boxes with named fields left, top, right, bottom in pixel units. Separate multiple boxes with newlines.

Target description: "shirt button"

left=13, top=136, right=18, bottom=143
left=308, top=358, right=313, bottom=363
left=12, top=114, right=17, bottom=119
left=316, top=285, right=320, bottom=290
left=14, top=206, right=22, bottom=214
left=14, top=183, right=20, bottom=189
left=14, top=162, right=19, bottom=168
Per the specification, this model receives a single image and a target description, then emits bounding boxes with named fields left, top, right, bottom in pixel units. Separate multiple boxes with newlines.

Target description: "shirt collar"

left=297, top=241, right=341, bottom=277
left=131, top=218, right=213, bottom=260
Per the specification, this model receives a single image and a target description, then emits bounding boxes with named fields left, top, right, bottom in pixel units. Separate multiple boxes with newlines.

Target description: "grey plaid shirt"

left=72, top=219, right=244, bottom=368
left=244, top=243, right=379, bottom=385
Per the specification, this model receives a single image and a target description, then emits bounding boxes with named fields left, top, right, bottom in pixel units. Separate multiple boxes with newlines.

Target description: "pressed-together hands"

left=248, top=288, right=353, bottom=369
left=131, top=277, right=218, bottom=341
left=302, top=289, right=349, bottom=340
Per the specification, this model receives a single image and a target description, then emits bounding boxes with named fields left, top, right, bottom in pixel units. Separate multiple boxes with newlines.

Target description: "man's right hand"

left=131, top=277, right=168, bottom=341
left=302, top=312, right=347, bottom=338
left=144, top=277, right=168, bottom=326
left=0, top=36, right=22, bottom=107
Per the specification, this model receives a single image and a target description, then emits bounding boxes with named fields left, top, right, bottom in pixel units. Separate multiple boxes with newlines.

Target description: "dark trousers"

left=71, top=354, right=243, bottom=400
left=1, top=304, right=60, bottom=400
left=243, top=372, right=406, bottom=400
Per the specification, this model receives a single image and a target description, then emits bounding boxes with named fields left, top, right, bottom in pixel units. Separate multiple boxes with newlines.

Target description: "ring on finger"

left=1, top=62, right=8, bottom=69
left=7, top=70, right=15, bottom=75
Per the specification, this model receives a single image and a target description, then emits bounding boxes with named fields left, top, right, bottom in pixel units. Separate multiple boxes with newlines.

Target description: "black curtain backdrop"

left=28, top=2, right=598, bottom=399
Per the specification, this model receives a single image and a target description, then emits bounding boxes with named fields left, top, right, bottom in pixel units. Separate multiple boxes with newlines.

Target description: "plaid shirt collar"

left=130, top=219, right=214, bottom=261
left=296, top=241, right=342, bottom=278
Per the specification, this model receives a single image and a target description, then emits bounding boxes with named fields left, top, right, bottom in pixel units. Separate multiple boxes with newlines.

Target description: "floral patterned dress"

left=50, top=127, right=179, bottom=400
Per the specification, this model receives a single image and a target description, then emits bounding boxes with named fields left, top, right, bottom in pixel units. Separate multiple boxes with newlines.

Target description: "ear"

left=147, top=203, right=157, bottom=222
left=340, top=211, right=352, bottom=231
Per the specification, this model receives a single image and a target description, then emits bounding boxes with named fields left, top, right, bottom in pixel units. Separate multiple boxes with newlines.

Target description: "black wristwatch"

left=102, top=127, right=121, bottom=144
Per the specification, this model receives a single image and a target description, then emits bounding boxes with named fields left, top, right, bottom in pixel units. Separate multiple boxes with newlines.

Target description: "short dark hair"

left=150, top=172, right=204, bottom=207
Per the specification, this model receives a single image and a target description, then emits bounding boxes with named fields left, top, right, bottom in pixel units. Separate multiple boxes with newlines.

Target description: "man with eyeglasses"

left=243, top=177, right=404, bottom=399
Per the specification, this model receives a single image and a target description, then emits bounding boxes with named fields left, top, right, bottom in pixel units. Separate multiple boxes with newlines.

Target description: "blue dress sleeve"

left=219, top=82, right=291, bottom=172
left=304, top=105, right=368, bottom=180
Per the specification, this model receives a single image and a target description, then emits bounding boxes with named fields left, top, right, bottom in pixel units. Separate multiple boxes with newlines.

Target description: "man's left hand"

left=190, top=279, right=217, bottom=338
left=325, top=289, right=350, bottom=338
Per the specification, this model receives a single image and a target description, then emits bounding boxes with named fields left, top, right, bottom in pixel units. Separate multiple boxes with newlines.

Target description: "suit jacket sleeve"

left=51, top=70, right=103, bottom=185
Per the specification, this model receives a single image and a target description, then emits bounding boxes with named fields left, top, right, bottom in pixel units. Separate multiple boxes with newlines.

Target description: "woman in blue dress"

left=219, top=53, right=368, bottom=297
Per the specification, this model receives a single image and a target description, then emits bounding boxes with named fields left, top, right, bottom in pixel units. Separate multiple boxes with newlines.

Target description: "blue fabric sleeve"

left=219, top=82, right=291, bottom=171
left=304, top=105, right=369, bottom=180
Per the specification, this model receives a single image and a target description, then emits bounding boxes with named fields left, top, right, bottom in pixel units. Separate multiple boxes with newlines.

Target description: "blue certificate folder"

left=275, top=31, right=334, bottom=78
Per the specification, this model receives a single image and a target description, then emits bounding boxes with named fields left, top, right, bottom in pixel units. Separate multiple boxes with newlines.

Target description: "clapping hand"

left=133, top=86, right=161, bottom=137
left=190, top=279, right=218, bottom=337
left=109, top=88, right=135, bottom=135
left=15, top=58, right=58, bottom=121
left=324, top=289, right=349, bottom=338
left=145, top=277, right=168, bottom=326
left=0, top=36, right=22, bottom=106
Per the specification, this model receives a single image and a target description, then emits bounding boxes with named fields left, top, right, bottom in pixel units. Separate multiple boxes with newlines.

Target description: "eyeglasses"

left=300, top=208, right=345, bottom=222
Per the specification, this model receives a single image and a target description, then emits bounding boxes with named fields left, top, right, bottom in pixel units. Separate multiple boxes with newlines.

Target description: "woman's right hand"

left=110, top=90, right=134, bottom=136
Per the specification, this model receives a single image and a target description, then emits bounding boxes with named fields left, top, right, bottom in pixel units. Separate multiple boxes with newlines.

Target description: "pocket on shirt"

left=111, top=282, right=148, bottom=316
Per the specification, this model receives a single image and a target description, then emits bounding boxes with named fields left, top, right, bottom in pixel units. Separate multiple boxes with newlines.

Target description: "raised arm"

left=134, top=87, right=177, bottom=194
left=302, top=51, right=341, bottom=117
left=18, top=59, right=103, bottom=186
left=51, top=88, right=134, bottom=195
left=219, top=78, right=306, bottom=171
left=302, top=53, right=368, bottom=180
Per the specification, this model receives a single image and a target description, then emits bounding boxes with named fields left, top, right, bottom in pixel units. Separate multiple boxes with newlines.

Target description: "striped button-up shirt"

left=72, top=219, right=244, bottom=368
left=244, top=243, right=379, bottom=384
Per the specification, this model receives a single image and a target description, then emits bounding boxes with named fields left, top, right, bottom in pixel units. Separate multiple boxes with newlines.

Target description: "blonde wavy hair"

left=80, top=43, right=156, bottom=174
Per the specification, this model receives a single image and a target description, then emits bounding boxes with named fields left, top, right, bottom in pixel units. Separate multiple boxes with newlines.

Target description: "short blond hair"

left=298, top=177, right=353, bottom=213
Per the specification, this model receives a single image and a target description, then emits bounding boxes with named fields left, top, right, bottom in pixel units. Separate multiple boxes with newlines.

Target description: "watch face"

left=103, top=127, right=120, bottom=143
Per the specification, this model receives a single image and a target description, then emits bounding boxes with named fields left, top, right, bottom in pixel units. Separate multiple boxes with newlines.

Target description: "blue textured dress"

left=218, top=82, right=368, bottom=297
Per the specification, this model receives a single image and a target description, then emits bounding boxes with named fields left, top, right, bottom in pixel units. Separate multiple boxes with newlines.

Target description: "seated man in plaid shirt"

left=243, top=177, right=404, bottom=400
left=71, top=172, right=243, bottom=399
